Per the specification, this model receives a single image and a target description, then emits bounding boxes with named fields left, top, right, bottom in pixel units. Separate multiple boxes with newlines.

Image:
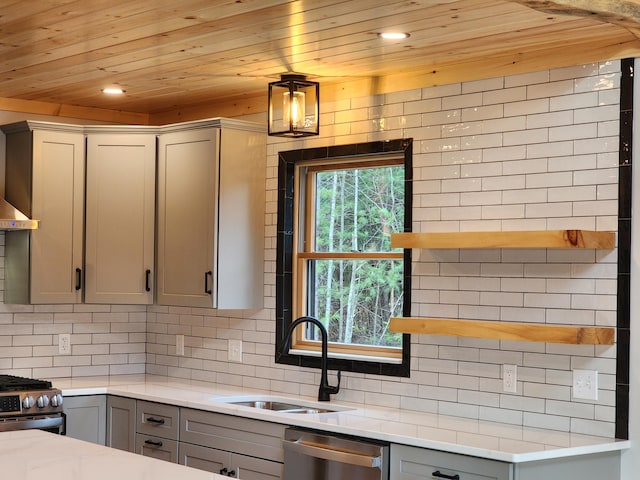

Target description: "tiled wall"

left=0, top=60, right=621, bottom=437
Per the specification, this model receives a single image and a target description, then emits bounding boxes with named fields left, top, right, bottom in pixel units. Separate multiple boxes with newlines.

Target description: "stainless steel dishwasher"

left=283, top=427, right=389, bottom=480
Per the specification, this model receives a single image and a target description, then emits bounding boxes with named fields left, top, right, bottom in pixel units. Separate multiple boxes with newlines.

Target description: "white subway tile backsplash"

left=0, top=60, right=620, bottom=438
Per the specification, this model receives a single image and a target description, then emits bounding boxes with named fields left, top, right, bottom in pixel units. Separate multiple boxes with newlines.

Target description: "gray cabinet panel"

left=180, top=442, right=228, bottom=474
left=85, top=132, right=156, bottom=304
left=156, top=120, right=266, bottom=309
left=64, top=395, right=107, bottom=445
left=106, top=395, right=136, bottom=452
left=3, top=123, right=85, bottom=304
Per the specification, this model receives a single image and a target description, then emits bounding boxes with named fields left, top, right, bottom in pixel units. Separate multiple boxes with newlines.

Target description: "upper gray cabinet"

left=156, top=119, right=265, bottom=309
left=84, top=129, right=156, bottom=304
left=2, top=118, right=265, bottom=308
left=3, top=122, right=86, bottom=304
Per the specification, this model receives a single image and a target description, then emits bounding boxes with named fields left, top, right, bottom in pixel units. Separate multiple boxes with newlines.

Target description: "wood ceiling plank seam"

left=3, top=1, right=577, bottom=85
left=0, top=0, right=299, bottom=71
left=1, top=0, right=427, bottom=77
left=0, top=0, right=395, bottom=65
left=0, top=1, right=449, bottom=88
left=2, top=19, right=624, bottom=99
left=108, top=17, right=613, bottom=86
left=7, top=23, right=632, bottom=108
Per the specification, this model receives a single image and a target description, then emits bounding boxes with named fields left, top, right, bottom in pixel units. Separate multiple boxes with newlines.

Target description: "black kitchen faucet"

left=280, top=316, right=341, bottom=402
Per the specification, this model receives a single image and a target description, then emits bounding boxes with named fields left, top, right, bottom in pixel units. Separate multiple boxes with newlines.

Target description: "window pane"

left=314, top=166, right=404, bottom=253
left=307, top=258, right=404, bottom=348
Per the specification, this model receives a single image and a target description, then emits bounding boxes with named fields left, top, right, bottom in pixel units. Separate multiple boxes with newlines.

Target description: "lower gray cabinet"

left=391, top=444, right=622, bottom=480
left=179, top=408, right=285, bottom=479
left=64, top=395, right=107, bottom=445
left=391, top=444, right=511, bottom=480
left=106, top=396, right=136, bottom=452
left=180, top=442, right=282, bottom=479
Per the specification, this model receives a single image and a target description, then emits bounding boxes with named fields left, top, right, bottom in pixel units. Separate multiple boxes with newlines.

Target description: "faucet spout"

left=281, top=316, right=341, bottom=402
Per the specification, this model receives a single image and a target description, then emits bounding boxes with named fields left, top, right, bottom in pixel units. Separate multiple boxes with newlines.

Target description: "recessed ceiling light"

left=102, top=86, right=125, bottom=95
left=378, top=32, right=410, bottom=40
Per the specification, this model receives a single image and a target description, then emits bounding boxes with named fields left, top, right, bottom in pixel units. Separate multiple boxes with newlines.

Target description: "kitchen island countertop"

left=1, top=429, right=225, bottom=480
left=55, top=374, right=629, bottom=464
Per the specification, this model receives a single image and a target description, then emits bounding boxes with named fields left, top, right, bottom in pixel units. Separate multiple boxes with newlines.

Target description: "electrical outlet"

left=228, top=339, right=243, bottom=362
left=503, top=364, right=517, bottom=393
left=176, top=334, right=185, bottom=356
left=573, top=369, right=598, bottom=400
left=59, top=333, right=71, bottom=355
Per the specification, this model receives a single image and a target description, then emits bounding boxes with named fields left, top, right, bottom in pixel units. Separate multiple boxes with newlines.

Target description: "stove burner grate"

left=0, top=375, right=52, bottom=392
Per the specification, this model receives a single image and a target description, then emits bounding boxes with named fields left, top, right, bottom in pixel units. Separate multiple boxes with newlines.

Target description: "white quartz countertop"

left=54, top=375, right=629, bottom=464
left=1, top=430, right=225, bottom=480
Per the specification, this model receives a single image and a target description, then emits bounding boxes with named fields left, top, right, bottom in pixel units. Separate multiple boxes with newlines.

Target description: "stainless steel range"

left=0, top=374, right=65, bottom=434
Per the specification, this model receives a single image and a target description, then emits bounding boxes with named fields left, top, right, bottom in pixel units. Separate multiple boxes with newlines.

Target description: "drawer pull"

left=145, top=416, right=165, bottom=425
left=144, top=439, right=163, bottom=447
left=432, top=471, right=459, bottom=480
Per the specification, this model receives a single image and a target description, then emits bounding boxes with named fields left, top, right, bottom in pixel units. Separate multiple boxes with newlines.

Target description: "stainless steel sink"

left=216, top=396, right=350, bottom=414
left=229, top=400, right=337, bottom=414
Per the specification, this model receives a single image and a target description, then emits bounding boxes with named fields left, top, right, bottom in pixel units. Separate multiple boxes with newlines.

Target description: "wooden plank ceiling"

left=1, top=0, right=640, bottom=124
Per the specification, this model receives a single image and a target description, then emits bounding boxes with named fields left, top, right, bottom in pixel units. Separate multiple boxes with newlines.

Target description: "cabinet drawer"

left=136, top=400, right=179, bottom=440
left=136, top=433, right=178, bottom=463
left=181, top=408, right=285, bottom=462
left=391, top=444, right=513, bottom=480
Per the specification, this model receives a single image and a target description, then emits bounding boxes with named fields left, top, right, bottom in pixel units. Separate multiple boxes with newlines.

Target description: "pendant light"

left=268, top=74, right=319, bottom=137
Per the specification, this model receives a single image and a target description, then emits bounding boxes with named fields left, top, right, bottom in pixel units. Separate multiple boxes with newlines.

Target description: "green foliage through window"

left=305, top=165, right=404, bottom=349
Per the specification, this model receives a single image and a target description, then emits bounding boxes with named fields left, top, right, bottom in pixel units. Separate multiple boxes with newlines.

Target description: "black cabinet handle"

left=432, top=471, right=459, bottom=480
left=145, top=416, right=165, bottom=425
left=227, top=470, right=236, bottom=477
left=75, top=268, right=82, bottom=291
left=145, top=269, right=151, bottom=292
left=204, top=270, right=213, bottom=295
left=219, top=468, right=228, bottom=475
left=144, top=439, right=163, bottom=447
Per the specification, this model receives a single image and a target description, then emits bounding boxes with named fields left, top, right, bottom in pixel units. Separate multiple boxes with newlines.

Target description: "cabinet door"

left=179, top=442, right=282, bottom=480
left=85, top=133, right=156, bottom=304
left=179, top=442, right=228, bottom=475
left=28, top=129, right=85, bottom=304
left=106, top=395, right=136, bottom=452
left=231, top=452, right=283, bottom=480
left=156, top=128, right=217, bottom=308
left=63, top=395, right=106, bottom=445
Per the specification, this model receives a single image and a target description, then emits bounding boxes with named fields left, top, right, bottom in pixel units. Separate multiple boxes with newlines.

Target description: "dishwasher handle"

left=283, top=438, right=382, bottom=469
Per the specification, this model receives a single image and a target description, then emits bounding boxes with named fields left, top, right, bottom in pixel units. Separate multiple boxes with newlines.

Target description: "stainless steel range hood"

left=0, top=197, right=38, bottom=230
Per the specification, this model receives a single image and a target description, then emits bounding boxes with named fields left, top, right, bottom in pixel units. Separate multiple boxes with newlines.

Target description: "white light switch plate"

left=228, top=339, right=243, bottom=362
left=573, top=369, right=598, bottom=400
left=59, top=333, right=71, bottom=355
left=503, top=364, right=517, bottom=393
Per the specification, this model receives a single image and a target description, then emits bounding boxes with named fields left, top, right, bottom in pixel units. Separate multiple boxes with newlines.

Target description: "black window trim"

left=275, top=138, right=413, bottom=377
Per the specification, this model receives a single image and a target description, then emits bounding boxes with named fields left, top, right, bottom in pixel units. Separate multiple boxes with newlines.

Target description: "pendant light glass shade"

left=268, top=74, right=319, bottom=137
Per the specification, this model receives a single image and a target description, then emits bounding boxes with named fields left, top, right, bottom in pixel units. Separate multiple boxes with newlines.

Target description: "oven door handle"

left=0, top=415, right=65, bottom=433
left=283, top=438, right=382, bottom=469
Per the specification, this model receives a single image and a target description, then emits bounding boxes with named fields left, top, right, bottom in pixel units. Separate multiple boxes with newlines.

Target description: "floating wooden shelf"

left=389, top=317, right=615, bottom=345
left=391, top=230, right=615, bottom=250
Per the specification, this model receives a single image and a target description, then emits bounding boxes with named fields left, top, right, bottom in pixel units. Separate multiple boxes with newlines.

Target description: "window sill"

left=287, top=348, right=403, bottom=365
